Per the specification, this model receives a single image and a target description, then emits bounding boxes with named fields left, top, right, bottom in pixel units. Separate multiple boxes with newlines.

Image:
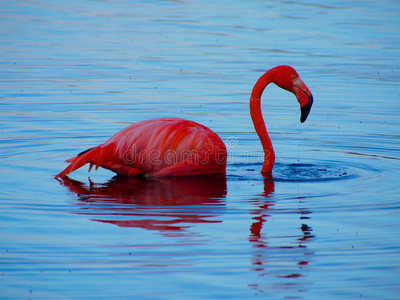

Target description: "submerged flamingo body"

left=56, top=65, right=313, bottom=178
left=56, top=118, right=227, bottom=178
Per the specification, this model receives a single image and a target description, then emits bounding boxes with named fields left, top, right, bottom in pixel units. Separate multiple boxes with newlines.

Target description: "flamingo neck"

left=250, top=70, right=275, bottom=173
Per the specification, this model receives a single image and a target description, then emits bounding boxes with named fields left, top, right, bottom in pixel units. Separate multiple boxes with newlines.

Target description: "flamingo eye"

left=290, top=74, right=296, bottom=80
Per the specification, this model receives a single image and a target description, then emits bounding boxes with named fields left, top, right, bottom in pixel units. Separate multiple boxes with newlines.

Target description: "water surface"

left=1, top=0, right=399, bottom=299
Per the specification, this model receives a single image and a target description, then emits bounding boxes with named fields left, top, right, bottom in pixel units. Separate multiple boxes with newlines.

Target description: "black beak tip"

left=300, top=94, right=313, bottom=123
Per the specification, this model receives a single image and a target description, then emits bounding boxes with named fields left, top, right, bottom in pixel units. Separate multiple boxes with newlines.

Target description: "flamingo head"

left=271, top=65, right=314, bottom=123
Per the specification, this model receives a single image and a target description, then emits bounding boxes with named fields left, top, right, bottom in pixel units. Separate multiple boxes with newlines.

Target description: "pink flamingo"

left=55, top=65, right=313, bottom=178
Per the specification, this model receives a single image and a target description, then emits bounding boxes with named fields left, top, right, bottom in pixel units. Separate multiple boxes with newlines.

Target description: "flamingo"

left=55, top=65, right=313, bottom=178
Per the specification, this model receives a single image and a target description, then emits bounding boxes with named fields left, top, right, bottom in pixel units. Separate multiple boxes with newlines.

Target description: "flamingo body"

left=56, top=118, right=227, bottom=178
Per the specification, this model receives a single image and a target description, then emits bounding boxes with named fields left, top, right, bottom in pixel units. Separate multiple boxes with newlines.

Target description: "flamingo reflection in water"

left=59, top=175, right=314, bottom=293
left=59, top=175, right=227, bottom=236
left=247, top=175, right=315, bottom=294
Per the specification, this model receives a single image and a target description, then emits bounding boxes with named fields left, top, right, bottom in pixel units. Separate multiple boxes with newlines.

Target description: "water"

left=1, top=0, right=399, bottom=299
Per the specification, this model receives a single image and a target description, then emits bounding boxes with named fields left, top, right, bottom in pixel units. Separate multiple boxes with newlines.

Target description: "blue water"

left=1, top=0, right=399, bottom=299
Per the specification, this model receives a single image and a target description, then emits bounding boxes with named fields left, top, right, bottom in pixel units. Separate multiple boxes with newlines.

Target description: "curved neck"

left=250, top=70, right=275, bottom=173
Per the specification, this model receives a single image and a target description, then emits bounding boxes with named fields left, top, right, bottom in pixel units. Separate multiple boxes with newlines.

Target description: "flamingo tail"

left=55, top=143, right=117, bottom=178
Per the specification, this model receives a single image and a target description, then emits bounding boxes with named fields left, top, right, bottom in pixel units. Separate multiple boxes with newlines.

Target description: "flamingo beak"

left=293, top=77, right=313, bottom=123
left=300, top=94, right=313, bottom=123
